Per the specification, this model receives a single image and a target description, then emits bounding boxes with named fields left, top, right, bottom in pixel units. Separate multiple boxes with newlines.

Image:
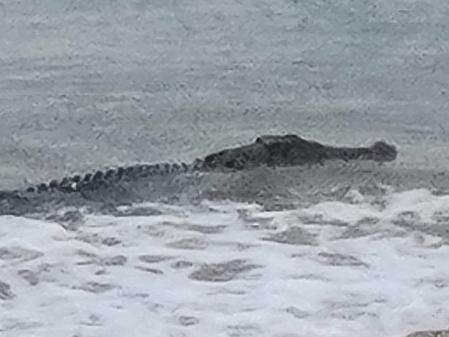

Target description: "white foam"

left=1, top=189, right=449, bottom=337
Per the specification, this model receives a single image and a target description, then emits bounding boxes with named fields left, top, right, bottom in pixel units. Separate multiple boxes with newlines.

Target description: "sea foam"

left=1, top=188, right=448, bottom=337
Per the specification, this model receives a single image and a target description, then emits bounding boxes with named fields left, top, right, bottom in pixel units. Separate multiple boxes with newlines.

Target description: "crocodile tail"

left=23, top=162, right=192, bottom=194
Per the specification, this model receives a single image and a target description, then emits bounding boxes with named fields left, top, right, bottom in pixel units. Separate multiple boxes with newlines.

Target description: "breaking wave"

left=1, top=183, right=449, bottom=337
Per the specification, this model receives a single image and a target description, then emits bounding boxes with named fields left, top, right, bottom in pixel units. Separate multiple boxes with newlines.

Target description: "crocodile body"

left=0, top=134, right=397, bottom=215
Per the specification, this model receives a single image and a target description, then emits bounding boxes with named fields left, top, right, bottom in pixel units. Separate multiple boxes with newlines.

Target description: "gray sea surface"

left=1, top=0, right=449, bottom=189
left=1, top=2, right=449, bottom=337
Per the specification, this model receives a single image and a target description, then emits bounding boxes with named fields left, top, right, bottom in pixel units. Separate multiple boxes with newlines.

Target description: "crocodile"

left=0, top=134, right=397, bottom=215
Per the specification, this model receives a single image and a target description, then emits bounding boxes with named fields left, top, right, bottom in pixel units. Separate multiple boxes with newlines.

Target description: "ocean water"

left=2, top=190, right=449, bottom=337
left=1, top=0, right=449, bottom=188
left=1, top=1, right=449, bottom=336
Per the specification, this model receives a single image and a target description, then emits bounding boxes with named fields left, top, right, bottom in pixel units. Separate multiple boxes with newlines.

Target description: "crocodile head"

left=200, top=135, right=398, bottom=170
left=202, top=142, right=268, bottom=170
left=200, top=134, right=325, bottom=170
left=370, top=141, right=398, bottom=162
